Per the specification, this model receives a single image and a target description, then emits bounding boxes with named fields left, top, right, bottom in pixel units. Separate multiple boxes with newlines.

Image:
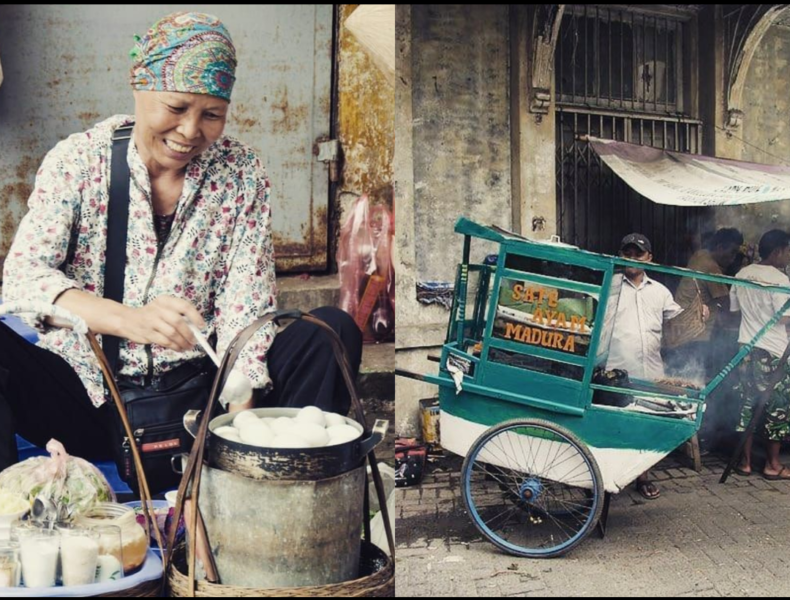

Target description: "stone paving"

left=395, top=451, right=790, bottom=597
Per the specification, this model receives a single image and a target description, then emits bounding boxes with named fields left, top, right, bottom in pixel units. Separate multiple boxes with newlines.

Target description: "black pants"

left=0, top=306, right=362, bottom=471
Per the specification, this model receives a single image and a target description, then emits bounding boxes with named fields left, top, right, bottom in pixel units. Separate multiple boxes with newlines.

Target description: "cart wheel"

left=462, top=419, right=604, bottom=558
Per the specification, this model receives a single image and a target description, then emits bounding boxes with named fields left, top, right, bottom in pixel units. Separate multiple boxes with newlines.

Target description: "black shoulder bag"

left=105, top=124, right=215, bottom=496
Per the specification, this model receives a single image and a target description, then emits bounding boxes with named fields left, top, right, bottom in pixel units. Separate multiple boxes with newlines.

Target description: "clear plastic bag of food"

left=0, top=439, right=115, bottom=519
left=337, top=193, right=395, bottom=343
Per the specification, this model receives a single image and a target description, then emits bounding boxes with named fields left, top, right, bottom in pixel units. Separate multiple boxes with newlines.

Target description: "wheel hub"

left=519, top=477, right=543, bottom=503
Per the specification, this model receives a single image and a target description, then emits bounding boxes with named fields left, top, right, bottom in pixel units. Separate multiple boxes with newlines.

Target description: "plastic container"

left=0, top=545, right=20, bottom=588
left=58, top=528, right=99, bottom=587
left=74, top=504, right=147, bottom=575
left=89, top=525, right=124, bottom=583
left=18, top=529, right=60, bottom=588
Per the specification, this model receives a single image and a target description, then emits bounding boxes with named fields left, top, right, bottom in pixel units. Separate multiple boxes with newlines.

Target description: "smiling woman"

left=132, top=90, right=229, bottom=215
left=0, top=11, right=362, bottom=495
left=133, top=91, right=229, bottom=177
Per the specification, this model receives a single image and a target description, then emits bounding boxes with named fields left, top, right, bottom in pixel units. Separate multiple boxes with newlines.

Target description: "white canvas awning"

left=345, top=4, right=395, bottom=86
left=587, top=136, right=790, bottom=207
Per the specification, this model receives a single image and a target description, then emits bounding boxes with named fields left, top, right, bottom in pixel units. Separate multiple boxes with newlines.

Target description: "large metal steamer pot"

left=182, top=407, right=389, bottom=587
left=174, top=310, right=395, bottom=588
left=184, top=408, right=388, bottom=481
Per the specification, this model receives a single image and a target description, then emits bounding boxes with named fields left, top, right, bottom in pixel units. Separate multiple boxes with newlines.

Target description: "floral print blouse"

left=4, top=115, right=278, bottom=407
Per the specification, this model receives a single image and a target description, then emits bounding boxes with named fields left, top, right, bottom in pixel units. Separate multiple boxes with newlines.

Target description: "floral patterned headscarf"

left=129, top=12, right=236, bottom=102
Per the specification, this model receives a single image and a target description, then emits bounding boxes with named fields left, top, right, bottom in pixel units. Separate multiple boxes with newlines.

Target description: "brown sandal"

left=635, top=479, right=661, bottom=500
left=763, top=467, right=790, bottom=481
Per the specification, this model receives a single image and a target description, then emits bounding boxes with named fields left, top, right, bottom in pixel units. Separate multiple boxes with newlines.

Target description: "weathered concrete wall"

left=411, top=4, right=511, bottom=281
left=740, top=26, right=790, bottom=166
left=396, top=5, right=443, bottom=436
left=396, top=5, right=511, bottom=436
left=714, top=24, right=790, bottom=246
left=334, top=5, right=394, bottom=278
left=511, top=5, right=557, bottom=240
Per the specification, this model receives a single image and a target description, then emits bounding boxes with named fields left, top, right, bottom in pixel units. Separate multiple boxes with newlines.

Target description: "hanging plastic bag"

left=0, top=439, right=115, bottom=519
left=338, top=194, right=395, bottom=343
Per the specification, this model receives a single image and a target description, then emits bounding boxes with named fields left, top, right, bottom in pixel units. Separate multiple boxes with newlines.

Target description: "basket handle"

left=164, top=311, right=286, bottom=595
left=217, top=309, right=372, bottom=433
left=86, top=333, right=167, bottom=567
left=166, top=309, right=395, bottom=596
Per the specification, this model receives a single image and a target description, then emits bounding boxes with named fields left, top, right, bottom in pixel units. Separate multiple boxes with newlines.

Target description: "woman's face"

left=133, top=91, right=229, bottom=176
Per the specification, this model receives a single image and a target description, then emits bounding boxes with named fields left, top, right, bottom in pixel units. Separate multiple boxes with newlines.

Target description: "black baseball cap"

left=620, top=233, right=652, bottom=254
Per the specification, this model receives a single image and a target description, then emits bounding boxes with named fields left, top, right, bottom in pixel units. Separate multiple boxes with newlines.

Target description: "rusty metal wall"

left=0, top=4, right=332, bottom=274
left=337, top=5, right=394, bottom=200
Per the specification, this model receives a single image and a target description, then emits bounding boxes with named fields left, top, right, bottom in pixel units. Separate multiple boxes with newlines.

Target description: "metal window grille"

left=556, top=6, right=684, bottom=114
left=556, top=107, right=709, bottom=268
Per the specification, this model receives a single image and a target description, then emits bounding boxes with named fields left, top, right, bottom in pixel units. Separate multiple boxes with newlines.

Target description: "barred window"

left=556, top=6, right=686, bottom=114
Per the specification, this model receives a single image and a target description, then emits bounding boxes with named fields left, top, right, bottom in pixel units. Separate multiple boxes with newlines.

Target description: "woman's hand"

left=121, top=296, right=206, bottom=352
left=227, top=397, right=254, bottom=414
left=54, top=290, right=204, bottom=352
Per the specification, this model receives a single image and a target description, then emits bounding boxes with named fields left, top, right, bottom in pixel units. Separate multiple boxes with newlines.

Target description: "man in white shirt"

left=607, top=233, right=684, bottom=499
left=608, top=234, right=684, bottom=380
left=730, top=229, right=790, bottom=480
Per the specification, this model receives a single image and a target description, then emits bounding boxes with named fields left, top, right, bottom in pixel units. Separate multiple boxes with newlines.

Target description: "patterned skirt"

left=736, top=347, right=790, bottom=443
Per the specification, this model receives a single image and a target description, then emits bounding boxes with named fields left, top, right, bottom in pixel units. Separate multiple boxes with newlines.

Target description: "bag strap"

left=693, top=279, right=704, bottom=316
left=103, top=124, right=134, bottom=374
left=92, top=125, right=165, bottom=565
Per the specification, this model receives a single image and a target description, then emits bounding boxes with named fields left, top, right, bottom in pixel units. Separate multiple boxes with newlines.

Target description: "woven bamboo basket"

left=168, top=540, right=394, bottom=598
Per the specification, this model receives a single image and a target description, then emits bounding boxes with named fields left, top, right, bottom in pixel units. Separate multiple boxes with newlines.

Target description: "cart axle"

left=519, top=478, right=543, bottom=503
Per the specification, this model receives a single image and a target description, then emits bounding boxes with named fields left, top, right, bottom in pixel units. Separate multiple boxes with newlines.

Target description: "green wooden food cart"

left=400, top=217, right=790, bottom=558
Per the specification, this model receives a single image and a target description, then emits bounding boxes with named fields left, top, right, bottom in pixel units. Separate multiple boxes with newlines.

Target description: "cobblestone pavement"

left=396, top=451, right=790, bottom=597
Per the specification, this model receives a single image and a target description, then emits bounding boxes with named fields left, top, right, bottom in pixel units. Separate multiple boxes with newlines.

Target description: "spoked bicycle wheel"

left=462, top=419, right=604, bottom=558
